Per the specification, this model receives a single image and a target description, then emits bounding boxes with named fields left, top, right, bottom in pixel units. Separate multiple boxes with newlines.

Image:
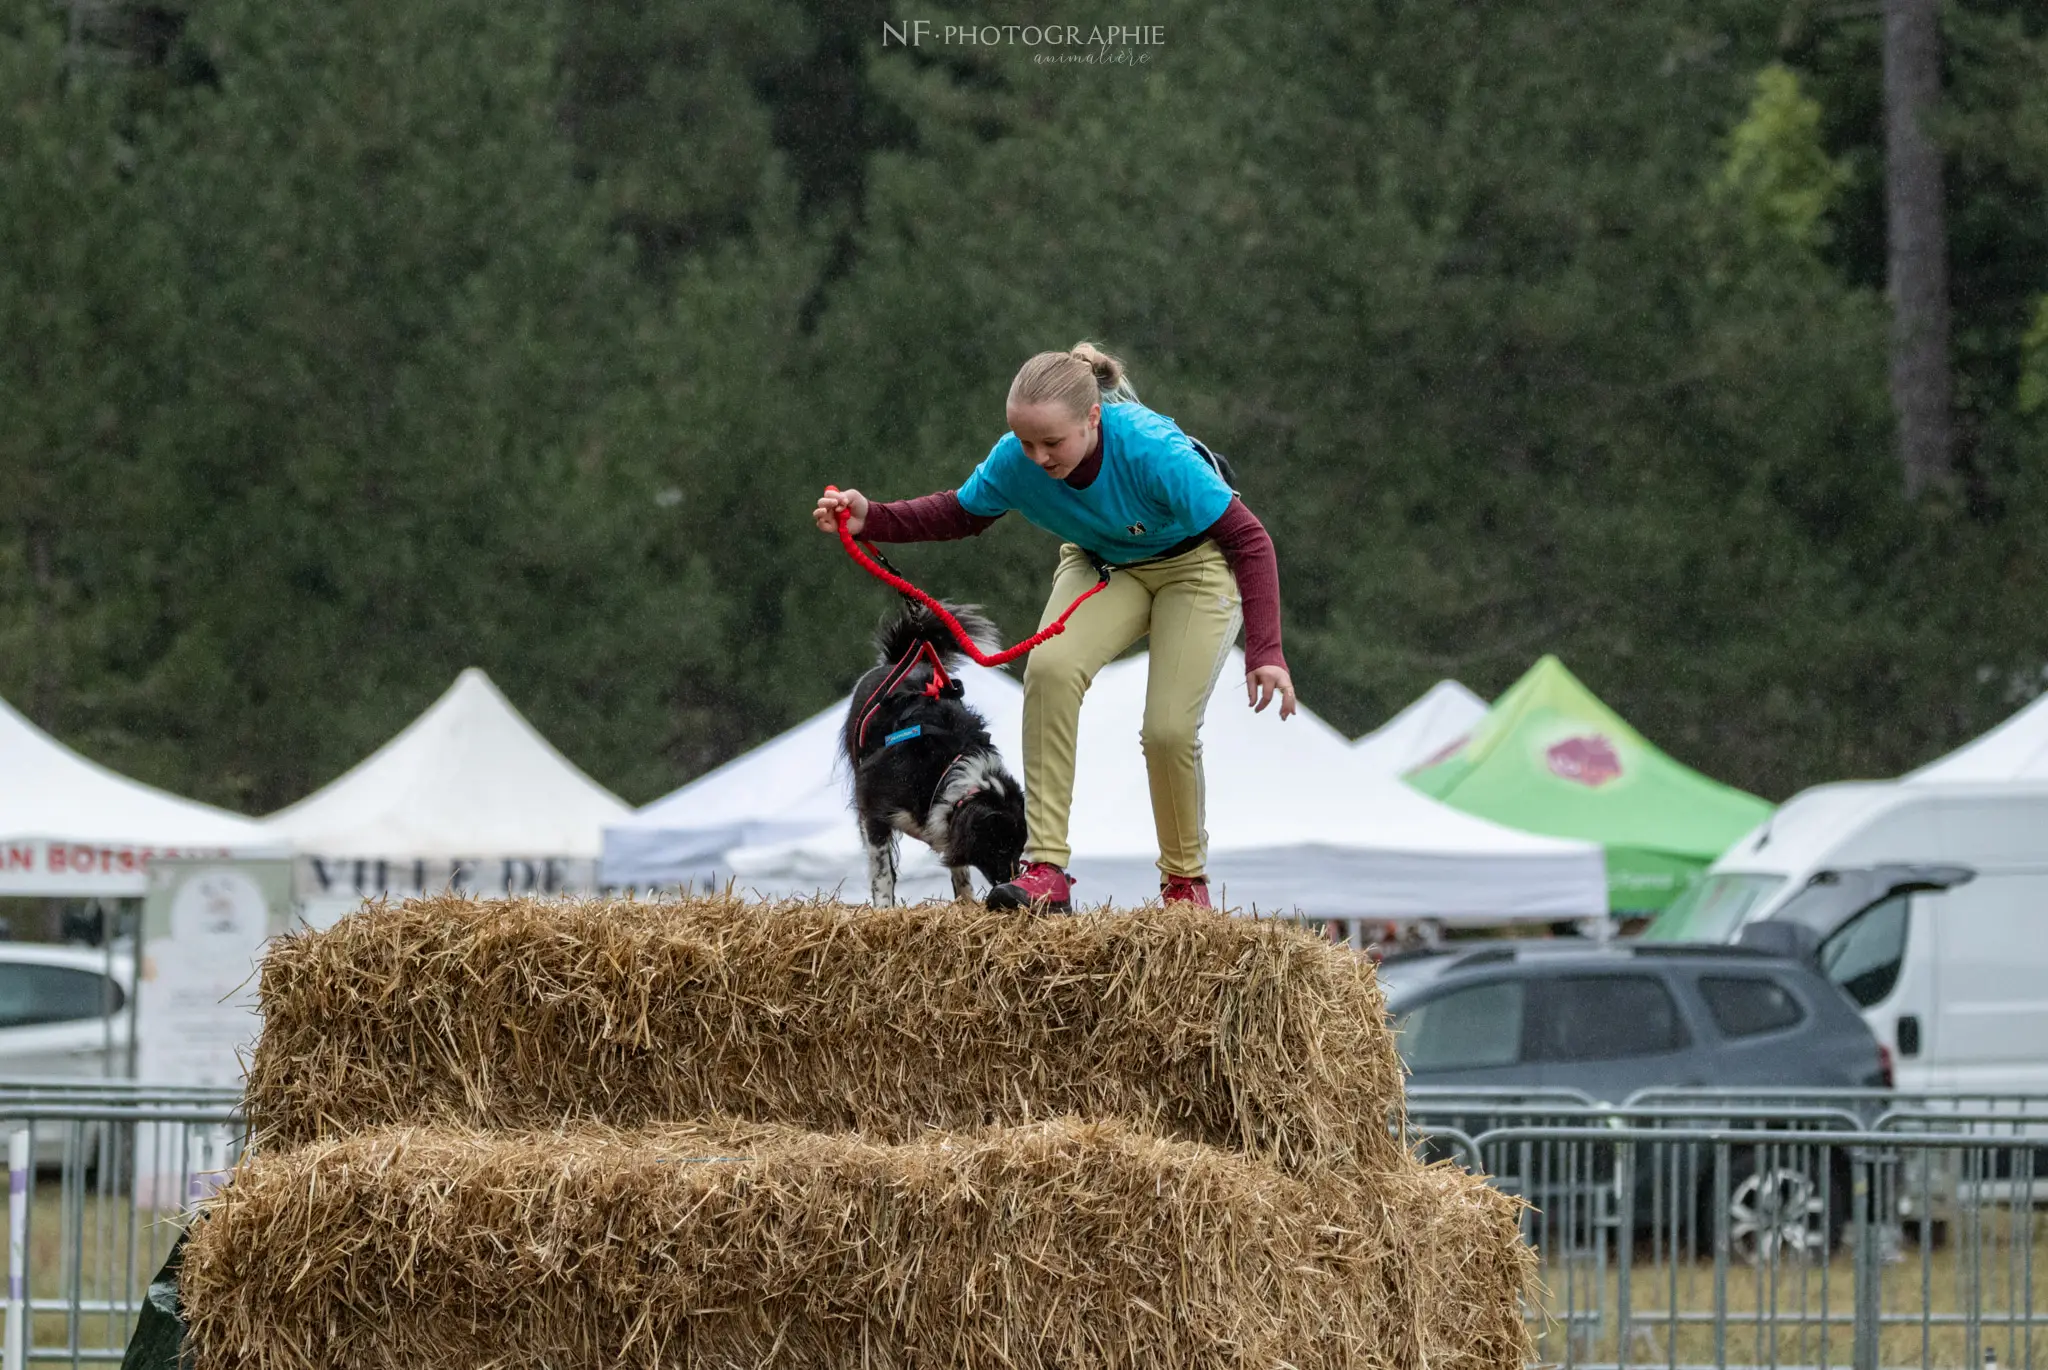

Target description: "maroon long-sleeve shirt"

left=860, top=438, right=1288, bottom=673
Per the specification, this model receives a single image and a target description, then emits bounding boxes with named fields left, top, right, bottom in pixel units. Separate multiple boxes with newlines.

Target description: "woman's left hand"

left=1247, top=665, right=1297, bottom=720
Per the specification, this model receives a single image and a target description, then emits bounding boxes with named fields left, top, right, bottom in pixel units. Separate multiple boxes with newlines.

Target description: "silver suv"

left=1382, top=941, right=1890, bottom=1257
left=1381, top=941, right=1889, bottom=1100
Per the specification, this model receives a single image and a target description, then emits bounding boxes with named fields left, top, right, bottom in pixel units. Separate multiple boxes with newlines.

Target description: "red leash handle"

left=825, top=486, right=1107, bottom=667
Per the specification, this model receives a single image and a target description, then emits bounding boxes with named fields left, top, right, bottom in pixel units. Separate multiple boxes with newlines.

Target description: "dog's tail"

left=874, top=599, right=1000, bottom=671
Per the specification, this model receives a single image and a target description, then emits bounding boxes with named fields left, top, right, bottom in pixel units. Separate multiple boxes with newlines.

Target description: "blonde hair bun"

left=1009, top=341, right=1141, bottom=416
left=1068, top=341, right=1126, bottom=392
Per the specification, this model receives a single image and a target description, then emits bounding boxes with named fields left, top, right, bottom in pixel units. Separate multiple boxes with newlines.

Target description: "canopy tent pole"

left=100, top=899, right=115, bottom=1076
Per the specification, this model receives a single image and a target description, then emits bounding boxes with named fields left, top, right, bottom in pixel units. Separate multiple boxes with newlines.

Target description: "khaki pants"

left=1022, top=541, right=1243, bottom=878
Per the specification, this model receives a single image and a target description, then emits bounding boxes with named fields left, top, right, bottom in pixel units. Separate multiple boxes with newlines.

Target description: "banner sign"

left=135, top=857, right=293, bottom=1209
left=293, top=854, right=602, bottom=901
left=0, top=839, right=241, bottom=896
left=138, top=865, right=273, bottom=1090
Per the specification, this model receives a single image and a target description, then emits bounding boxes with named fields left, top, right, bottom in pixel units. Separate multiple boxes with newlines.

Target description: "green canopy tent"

left=1406, top=656, right=1772, bottom=914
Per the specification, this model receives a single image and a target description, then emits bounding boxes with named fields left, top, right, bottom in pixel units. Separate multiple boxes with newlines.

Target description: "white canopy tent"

left=601, top=665, right=1025, bottom=889
left=1909, top=692, right=2048, bottom=783
left=262, top=668, right=630, bottom=921
left=0, top=693, right=278, bottom=897
left=727, top=651, right=1607, bottom=921
left=1689, top=691, right=2048, bottom=874
left=1351, top=679, right=1487, bottom=777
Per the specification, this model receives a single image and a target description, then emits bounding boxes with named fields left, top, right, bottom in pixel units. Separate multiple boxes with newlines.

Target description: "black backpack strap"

left=1188, top=436, right=1238, bottom=492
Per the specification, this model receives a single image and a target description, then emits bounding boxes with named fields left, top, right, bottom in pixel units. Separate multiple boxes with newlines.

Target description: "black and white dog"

left=842, top=600, right=1026, bottom=905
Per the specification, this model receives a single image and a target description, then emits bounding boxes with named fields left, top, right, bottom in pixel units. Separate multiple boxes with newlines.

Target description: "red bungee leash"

left=825, top=486, right=1109, bottom=668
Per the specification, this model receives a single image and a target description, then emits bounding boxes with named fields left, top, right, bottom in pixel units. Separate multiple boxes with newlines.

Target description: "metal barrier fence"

left=0, top=1083, right=242, bottom=1369
left=6, top=1081, right=2048, bottom=1368
left=1407, top=1087, right=2048, bottom=1370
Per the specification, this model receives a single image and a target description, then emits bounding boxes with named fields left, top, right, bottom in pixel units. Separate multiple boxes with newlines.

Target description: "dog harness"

left=850, top=631, right=993, bottom=830
left=852, top=637, right=959, bottom=753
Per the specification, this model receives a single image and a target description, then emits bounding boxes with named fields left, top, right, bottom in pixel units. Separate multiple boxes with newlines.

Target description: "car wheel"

left=1704, top=1150, right=1849, bottom=1264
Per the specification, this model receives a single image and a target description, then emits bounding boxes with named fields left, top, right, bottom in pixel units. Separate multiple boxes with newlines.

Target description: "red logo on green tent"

left=1547, top=735, right=1622, bottom=787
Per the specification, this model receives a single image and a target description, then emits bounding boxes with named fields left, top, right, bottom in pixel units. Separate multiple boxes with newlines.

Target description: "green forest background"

left=5, top=0, right=2047, bottom=813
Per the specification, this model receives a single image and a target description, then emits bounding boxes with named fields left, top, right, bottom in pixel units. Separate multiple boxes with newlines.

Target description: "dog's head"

left=939, top=762, right=1026, bottom=890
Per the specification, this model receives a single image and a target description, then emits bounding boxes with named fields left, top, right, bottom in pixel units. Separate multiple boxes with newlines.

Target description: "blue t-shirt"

left=955, top=402, right=1234, bottom=563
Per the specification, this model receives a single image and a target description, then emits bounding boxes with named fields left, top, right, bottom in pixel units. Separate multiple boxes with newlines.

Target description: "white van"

left=1644, top=782, right=2048, bottom=1094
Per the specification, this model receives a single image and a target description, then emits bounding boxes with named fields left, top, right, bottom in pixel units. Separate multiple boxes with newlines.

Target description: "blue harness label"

left=882, top=724, right=922, bottom=747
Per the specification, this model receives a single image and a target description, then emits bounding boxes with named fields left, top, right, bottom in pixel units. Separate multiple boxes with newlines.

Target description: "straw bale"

left=1403, top=1163, right=1537, bottom=1370
left=181, top=1117, right=1432, bottom=1370
left=245, top=895, right=1406, bottom=1177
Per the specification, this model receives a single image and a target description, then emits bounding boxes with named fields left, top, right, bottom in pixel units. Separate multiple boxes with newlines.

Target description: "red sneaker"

left=987, top=861, right=1074, bottom=913
left=1160, top=874, right=1211, bottom=908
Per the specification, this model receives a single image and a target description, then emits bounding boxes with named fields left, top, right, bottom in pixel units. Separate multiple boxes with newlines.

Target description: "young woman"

left=811, top=342, right=1294, bottom=912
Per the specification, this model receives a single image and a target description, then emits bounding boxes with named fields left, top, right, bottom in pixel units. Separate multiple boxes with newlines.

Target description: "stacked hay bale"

left=184, top=896, right=1533, bottom=1370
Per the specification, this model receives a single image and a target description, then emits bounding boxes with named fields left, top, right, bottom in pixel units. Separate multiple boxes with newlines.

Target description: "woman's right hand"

left=813, top=487, right=868, bottom=536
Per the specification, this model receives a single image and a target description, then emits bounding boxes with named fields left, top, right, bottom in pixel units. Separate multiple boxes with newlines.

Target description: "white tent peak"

left=1351, top=679, right=1487, bottom=777
left=1909, top=692, right=2048, bottom=783
left=263, top=668, right=629, bottom=859
left=0, top=692, right=273, bottom=851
